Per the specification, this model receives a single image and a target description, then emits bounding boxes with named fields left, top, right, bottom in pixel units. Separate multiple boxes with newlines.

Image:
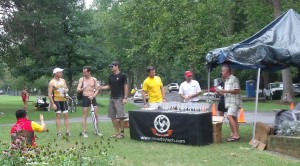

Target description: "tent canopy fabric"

left=206, top=9, right=300, bottom=70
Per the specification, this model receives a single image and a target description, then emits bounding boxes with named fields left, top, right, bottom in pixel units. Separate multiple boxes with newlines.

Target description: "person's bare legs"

left=227, top=115, right=239, bottom=138
left=94, top=106, right=99, bottom=129
left=63, top=113, right=70, bottom=133
left=82, top=107, right=89, bottom=133
left=218, top=111, right=224, bottom=116
left=111, top=118, right=120, bottom=134
left=23, top=101, right=28, bottom=112
left=56, top=113, right=61, bottom=133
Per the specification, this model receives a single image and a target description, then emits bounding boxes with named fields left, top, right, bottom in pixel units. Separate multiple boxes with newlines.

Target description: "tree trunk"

left=271, top=0, right=295, bottom=102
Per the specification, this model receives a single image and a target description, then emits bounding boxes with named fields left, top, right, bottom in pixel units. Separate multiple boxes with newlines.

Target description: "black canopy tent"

left=205, top=9, right=300, bottom=145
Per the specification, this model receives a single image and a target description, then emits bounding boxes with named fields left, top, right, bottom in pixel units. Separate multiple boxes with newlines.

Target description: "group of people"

left=11, top=62, right=241, bottom=147
left=47, top=61, right=128, bottom=139
left=141, top=64, right=242, bottom=142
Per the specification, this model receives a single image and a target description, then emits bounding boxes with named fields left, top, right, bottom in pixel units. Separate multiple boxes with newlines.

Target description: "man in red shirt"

left=10, top=109, right=47, bottom=147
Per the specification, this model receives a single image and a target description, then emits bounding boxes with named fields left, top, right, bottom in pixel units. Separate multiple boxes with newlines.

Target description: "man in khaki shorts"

left=219, top=64, right=242, bottom=142
left=99, top=61, right=128, bottom=139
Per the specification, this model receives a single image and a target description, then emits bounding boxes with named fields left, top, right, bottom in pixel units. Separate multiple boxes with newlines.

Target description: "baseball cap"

left=53, top=68, right=64, bottom=74
left=185, top=71, right=193, bottom=77
left=108, top=61, right=119, bottom=67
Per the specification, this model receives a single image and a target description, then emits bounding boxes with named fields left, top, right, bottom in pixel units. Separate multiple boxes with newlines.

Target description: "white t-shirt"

left=179, top=80, right=201, bottom=102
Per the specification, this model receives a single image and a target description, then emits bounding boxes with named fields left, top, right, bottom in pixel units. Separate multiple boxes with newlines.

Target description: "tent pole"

left=207, top=66, right=211, bottom=102
left=252, top=68, right=261, bottom=148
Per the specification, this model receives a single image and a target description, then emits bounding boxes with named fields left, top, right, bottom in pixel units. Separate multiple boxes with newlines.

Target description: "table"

left=129, top=110, right=213, bottom=146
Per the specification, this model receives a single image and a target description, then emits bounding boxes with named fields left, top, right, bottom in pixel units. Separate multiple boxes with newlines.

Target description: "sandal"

left=110, top=134, right=118, bottom=138
left=227, top=137, right=240, bottom=142
left=116, top=134, right=125, bottom=139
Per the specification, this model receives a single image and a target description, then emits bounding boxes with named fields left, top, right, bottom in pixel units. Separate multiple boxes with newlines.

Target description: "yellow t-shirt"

left=31, top=121, right=43, bottom=132
left=142, top=76, right=163, bottom=102
left=50, top=79, right=67, bottom=101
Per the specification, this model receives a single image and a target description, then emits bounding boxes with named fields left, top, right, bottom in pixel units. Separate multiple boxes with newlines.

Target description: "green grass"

left=0, top=123, right=299, bottom=165
left=0, top=95, right=138, bottom=125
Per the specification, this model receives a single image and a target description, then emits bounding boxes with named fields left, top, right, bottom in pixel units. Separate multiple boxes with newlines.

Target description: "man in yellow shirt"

left=48, top=67, right=70, bottom=137
left=142, top=66, right=166, bottom=109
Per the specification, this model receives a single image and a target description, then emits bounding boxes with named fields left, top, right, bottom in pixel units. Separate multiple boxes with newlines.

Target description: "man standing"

left=77, top=66, right=101, bottom=137
left=219, top=64, right=242, bottom=142
left=10, top=109, right=47, bottom=147
left=48, top=68, right=70, bottom=137
left=178, top=71, right=202, bottom=102
left=100, top=61, right=128, bottom=139
left=142, top=66, right=166, bottom=109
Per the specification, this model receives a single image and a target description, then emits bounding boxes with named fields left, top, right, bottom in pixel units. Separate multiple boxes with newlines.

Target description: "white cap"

left=53, top=68, right=64, bottom=74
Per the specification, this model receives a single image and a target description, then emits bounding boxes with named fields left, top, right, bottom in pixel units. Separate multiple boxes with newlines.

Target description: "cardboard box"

left=213, top=122, right=222, bottom=133
left=212, top=116, right=224, bottom=143
left=213, top=133, right=222, bottom=143
left=249, top=122, right=275, bottom=150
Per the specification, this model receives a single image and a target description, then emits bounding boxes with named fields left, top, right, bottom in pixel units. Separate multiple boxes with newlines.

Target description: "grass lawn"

left=1, top=95, right=300, bottom=165
left=0, top=122, right=299, bottom=165
left=0, top=95, right=139, bottom=125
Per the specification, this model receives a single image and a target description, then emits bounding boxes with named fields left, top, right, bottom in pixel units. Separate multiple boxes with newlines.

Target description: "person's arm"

left=39, top=114, right=46, bottom=131
left=142, top=90, right=148, bottom=107
left=161, top=85, right=166, bottom=102
left=77, top=78, right=83, bottom=92
left=100, top=85, right=111, bottom=90
left=48, top=81, right=56, bottom=110
left=63, top=79, right=69, bottom=94
left=92, top=78, right=99, bottom=99
left=123, top=83, right=128, bottom=104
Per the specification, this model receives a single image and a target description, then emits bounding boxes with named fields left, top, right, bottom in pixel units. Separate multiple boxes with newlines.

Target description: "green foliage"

left=0, top=136, right=114, bottom=165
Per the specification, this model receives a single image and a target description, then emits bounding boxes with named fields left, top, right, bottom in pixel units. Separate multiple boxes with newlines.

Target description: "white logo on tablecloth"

left=153, top=115, right=170, bottom=133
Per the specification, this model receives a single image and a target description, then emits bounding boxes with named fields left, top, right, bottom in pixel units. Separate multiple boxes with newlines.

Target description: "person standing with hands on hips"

left=77, top=66, right=101, bottom=137
left=99, top=61, right=128, bottom=139
left=142, top=66, right=166, bottom=109
left=178, top=71, right=202, bottom=102
left=48, top=68, right=70, bottom=137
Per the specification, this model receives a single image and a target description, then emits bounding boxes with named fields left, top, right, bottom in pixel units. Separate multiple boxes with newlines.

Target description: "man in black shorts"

left=77, top=66, right=101, bottom=137
left=100, top=61, right=128, bottom=139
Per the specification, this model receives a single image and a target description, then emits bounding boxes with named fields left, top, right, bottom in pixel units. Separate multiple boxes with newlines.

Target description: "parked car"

left=167, top=83, right=179, bottom=92
left=294, top=83, right=300, bottom=97
left=132, top=89, right=148, bottom=103
left=263, top=82, right=283, bottom=100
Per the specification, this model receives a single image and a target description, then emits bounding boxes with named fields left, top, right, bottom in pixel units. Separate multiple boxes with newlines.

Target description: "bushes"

left=0, top=136, right=117, bottom=166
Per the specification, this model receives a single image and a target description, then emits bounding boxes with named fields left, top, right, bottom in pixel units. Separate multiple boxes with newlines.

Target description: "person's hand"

left=163, top=98, right=167, bottom=102
left=51, top=103, right=57, bottom=110
left=40, top=114, right=44, bottom=121
left=143, top=103, right=148, bottom=108
left=123, top=98, right=127, bottom=105
left=88, top=96, right=94, bottom=100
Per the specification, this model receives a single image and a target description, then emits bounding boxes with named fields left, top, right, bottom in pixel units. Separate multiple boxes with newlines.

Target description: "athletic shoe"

left=96, top=131, right=103, bottom=136
left=66, top=132, right=71, bottom=136
left=57, top=133, right=62, bottom=138
left=81, top=132, right=88, bottom=138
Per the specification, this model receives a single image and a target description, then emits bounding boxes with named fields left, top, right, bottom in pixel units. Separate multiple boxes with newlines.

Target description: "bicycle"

left=66, top=94, right=77, bottom=113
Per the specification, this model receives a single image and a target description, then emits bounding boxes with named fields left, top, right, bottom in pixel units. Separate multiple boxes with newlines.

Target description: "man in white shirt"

left=178, top=71, right=202, bottom=102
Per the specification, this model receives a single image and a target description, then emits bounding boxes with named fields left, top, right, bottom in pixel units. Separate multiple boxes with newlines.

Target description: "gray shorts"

left=227, top=105, right=239, bottom=117
left=108, top=99, right=126, bottom=119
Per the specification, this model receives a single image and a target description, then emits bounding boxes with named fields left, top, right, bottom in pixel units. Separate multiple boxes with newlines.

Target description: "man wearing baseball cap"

left=178, top=71, right=202, bottom=102
left=48, top=67, right=70, bottom=137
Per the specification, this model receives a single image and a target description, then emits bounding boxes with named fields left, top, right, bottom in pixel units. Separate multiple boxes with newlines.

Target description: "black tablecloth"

left=129, top=110, right=213, bottom=146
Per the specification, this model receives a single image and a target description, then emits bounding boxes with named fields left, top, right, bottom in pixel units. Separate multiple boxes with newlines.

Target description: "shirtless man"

left=77, top=66, right=101, bottom=137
